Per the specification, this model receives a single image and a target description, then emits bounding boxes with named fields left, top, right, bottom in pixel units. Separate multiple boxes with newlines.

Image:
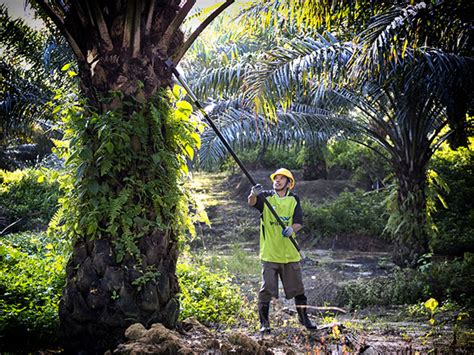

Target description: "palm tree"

left=350, top=0, right=474, bottom=147
left=182, top=12, right=354, bottom=178
left=331, top=79, right=450, bottom=266
left=346, top=0, right=474, bottom=264
left=27, top=0, right=233, bottom=352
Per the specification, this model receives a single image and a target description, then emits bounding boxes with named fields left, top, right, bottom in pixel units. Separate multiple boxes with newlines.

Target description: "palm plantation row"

left=1, top=0, right=472, bottom=352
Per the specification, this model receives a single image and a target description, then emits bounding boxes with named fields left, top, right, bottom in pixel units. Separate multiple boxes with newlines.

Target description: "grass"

left=186, top=171, right=230, bottom=208
left=199, top=243, right=261, bottom=278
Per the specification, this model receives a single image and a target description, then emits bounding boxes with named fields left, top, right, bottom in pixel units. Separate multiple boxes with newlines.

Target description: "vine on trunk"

left=50, top=87, right=203, bottom=264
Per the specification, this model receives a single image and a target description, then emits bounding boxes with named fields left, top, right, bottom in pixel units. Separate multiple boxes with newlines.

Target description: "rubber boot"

left=258, top=302, right=271, bottom=334
left=295, top=296, right=317, bottom=330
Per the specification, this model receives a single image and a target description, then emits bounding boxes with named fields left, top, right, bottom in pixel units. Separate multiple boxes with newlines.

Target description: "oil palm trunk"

left=392, top=161, right=430, bottom=267
left=32, top=0, right=203, bottom=352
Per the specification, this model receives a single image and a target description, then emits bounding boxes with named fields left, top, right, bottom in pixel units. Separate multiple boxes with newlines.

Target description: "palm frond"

left=243, top=34, right=353, bottom=117
left=197, top=100, right=356, bottom=168
left=0, top=4, right=75, bottom=146
left=351, top=1, right=473, bottom=85
left=0, top=4, right=45, bottom=69
left=190, top=57, right=253, bottom=99
left=237, top=0, right=388, bottom=39
left=0, top=62, right=51, bottom=142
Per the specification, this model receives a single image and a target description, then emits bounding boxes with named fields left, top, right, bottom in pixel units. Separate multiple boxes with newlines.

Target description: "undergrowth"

left=302, top=189, right=388, bottom=240
left=0, top=168, right=62, bottom=233
left=0, top=231, right=66, bottom=349
left=177, top=252, right=253, bottom=325
left=0, top=232, right=253, bottom=349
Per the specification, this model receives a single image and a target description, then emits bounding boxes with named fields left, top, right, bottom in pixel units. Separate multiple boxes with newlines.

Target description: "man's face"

left=273, top=174, right=289, bottom=191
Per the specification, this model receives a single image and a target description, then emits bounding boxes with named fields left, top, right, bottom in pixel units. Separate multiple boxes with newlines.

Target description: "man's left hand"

left=282, top=226, right=294, bottom=237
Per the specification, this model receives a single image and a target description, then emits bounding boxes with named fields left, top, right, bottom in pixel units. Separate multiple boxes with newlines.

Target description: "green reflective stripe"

left=260, top=194, right=301, bottom=263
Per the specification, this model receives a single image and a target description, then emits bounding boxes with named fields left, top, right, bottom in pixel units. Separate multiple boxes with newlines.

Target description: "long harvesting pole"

left=164, top=59, right=303, bottom=256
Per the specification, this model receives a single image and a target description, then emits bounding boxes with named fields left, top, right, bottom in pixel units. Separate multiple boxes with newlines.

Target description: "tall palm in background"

left=184, top=0, right=473, bottom=266
left=0, top=5, right=74, bottom=169
left=345, top=0, right=473, bottom=265
left=182, top=13, right=354, bottom=178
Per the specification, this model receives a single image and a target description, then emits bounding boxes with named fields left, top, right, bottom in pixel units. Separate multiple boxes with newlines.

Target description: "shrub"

left=259, top=146, right=302, bottom=170
left=424, top=254, right=474, bottom=308
left=429, top=141, right=474, bottom=256
left=302, top=189, right=388, bottom=239
left=327, top=140, right=390, bottom=186
left=219, top=145, right=302, bottom=171
left=0, top=168, right=63, bottom=233
left=177, top=255, right=252, bottom=325
left=341, top=256, right=474, bottom=309
left=0, top=231, right=67, bottom=350
left=1, top=230, right=70, bottom=256
left=341, top=269, right=429, bottom=309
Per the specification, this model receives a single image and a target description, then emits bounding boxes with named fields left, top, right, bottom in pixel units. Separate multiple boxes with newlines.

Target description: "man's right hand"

left=251, top=184, right=263, bottom=197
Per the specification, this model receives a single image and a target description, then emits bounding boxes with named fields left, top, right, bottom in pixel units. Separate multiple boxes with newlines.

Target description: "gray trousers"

left=258, top=261, right=305, bottom=303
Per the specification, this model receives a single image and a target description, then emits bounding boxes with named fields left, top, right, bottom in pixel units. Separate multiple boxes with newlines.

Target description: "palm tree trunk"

left=377, top=89, right=435, bottom=268
left=256, top=140, right=267, bottom=169
left=60, top=235, right=179, bottom=350
left=59, top=63, right=182, bottom=350
left=392, top=163, right=430, bottom=267
left=446, top=86, right=470, bottom=149
left=30, top=1, right=193, bottom=351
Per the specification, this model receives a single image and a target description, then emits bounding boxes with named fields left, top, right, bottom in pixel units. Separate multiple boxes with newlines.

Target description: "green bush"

left=342, top=269, right=429, bottom=309
left=1, top=230, right=70, bottom=256
left=0, top=168, right=63, bottom=233
left=0, top=231, right=67, bottom=349
left=429, top=141, right=474, bottom=256
left=177, top=256, right=251, bottom=325
left=342, top=256, right=474, bottom=309
left=259, top=146, right=302, bottom=170
left=302, top=189, right=388, bottom=239
left=327, top=140, right=390, bottom=185
left=220, top=145, right=302, bottom=171
left=423, top=254, right=474, bottom=308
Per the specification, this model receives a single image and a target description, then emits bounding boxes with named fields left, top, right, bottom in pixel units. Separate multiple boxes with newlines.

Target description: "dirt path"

left=184, top=171, right=473, bottom=354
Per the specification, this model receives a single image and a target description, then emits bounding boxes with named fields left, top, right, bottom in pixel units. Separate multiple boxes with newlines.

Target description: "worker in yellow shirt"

left=248, top=168, right=316, bottom=333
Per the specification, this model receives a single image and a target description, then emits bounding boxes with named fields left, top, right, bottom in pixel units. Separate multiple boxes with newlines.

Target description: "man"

left=248, top=168, right=316, bottom=333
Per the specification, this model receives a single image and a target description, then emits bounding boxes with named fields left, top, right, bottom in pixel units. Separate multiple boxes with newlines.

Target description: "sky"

left=0, top=1, right=42, bottom=60
left=189, top=0, right=247, bottom=10
left=1, top=0, right=43, bottom=28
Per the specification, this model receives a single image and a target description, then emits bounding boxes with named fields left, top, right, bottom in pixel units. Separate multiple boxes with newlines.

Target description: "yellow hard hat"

left=270, top=168, right=295, bottom=189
